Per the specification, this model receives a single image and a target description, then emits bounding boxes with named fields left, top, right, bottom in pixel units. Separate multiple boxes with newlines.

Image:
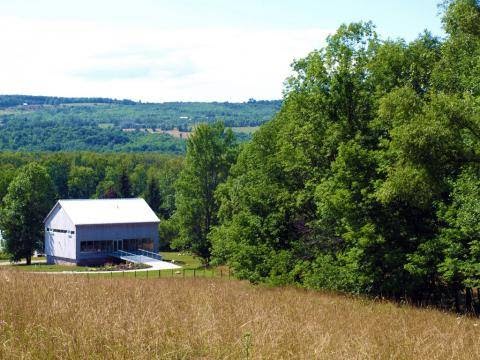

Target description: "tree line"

left=0, top=95, right=136, bottom=108
left=173, top=0, right=480, bottom=313
left=0, top=117, right=186, bottom=153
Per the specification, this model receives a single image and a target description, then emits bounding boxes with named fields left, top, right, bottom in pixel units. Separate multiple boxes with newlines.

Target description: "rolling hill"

left=0, top=96, right=282, bottom=153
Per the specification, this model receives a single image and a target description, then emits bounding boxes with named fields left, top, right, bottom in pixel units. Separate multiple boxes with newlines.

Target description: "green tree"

left=96, top=180, right=119, bottom=199
left=68, top=166, right=97, bottom=198
left=44, top=156, right=70, bottom=199
left=172, top=121, right=237, bottom=261
left=95, top=166, right=120, bottom=199
left=434, top=0, right=480, bottom=94
left=210, top=1, right=480, bottom=305
left=131, top=164, right=147, bottom=197
left=211, top=22, right=383, bottom=286
left=376, top=0, right=480, bottom=304
left=0, top=164, right=17, bottom=201
left=119, top=168, right=132, bottom=198
left=145, top=176, right=161, bottom=213
left=0, top=163, right=55, bottom=264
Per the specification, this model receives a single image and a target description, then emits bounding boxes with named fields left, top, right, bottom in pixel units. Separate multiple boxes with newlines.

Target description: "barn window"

left=141, top=238, right=154, bottom=251
left=47, top=228, right=73, bottom=234
left=80, top=240, right=113, bottom=253
left=122, top=238, right=153, bottom=252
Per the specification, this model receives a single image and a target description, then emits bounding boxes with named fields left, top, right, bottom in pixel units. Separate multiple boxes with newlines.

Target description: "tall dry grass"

left=0, top=270, right=480, bottom=359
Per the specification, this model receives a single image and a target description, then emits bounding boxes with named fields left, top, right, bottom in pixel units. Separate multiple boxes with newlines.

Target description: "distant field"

left=117, top=126, right=260, bottom=139
left=231, top=126, right=259, bottom=134
left=1, top=270, right=479, bottom=359
left=98, top=122, right=114, bottom=129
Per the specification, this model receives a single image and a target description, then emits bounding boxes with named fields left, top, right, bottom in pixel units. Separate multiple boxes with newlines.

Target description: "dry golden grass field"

left=1, top=270, right=480, bottom=359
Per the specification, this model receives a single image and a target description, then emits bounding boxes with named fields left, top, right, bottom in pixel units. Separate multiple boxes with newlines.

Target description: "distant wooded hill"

left=0, top=96, right=281, bottom=153
left=0, top=95, right=137, bottom=107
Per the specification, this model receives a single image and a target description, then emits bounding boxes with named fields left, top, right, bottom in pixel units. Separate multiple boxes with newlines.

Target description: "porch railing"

left=110, top=250, right=144, bottom=263
left=109, top=249, right=162, bottom=263
left=132, top=249, right=162, bottom=261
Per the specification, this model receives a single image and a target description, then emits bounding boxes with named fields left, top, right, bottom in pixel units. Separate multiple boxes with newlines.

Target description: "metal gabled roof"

left=44, top=198, right=160, bottom=226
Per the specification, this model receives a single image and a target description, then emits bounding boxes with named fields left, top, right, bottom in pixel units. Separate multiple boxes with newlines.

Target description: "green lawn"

left=3, top=252, right=231, bottom=279
left=160, top=251, right=203, bottom=269
left=4, top=252, right=202, bottom=272
left=5, top=264, right=231, bottom=279
left=0, top=256, right=46, bottom=263
left=75, top=267, right=232, bottom=279
left=6, top=263, right=91, bottom=272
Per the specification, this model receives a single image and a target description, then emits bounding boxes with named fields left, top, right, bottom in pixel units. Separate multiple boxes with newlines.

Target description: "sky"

left=0, top=0, right=445, bottom=102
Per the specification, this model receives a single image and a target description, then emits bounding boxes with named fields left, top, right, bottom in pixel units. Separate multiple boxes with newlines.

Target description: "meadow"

left=1, top=270, right=480, bottom=359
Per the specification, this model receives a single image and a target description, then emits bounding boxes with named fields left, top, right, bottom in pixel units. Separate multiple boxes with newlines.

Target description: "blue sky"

left=0, top=0, right=445, bottom=102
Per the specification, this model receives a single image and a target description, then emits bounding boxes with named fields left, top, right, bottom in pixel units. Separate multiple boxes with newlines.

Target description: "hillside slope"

left=0, top=96, right=281, bottom=153
left=1, top=271, right=479, bottom=359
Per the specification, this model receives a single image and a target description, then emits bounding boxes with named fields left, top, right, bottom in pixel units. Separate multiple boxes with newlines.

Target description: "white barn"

left=44, top=198, right=160, bottom=266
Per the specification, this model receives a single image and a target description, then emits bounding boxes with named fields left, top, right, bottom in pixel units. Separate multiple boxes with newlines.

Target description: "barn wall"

left=76, top=223, right=159, bottom=261
left=44, top=205, right=76, bottom=262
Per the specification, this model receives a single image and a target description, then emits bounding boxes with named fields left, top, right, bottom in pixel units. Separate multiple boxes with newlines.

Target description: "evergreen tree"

left=145, top=176, right=161, bottom=213
left=119, top=168, right=132, bottom=198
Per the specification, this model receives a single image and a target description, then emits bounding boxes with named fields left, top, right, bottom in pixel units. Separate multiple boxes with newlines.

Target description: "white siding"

left=44, top=205, right=76, bottom=260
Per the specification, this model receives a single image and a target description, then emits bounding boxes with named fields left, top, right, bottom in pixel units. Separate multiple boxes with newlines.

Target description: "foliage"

left=0, top=163, right=55, bottom=264
left=118, top=168, right=132, bottom=198
left=172, top=122, right=238, bottom=261
left=210, top=0, right=480, bottom=310
left=145, top=176, right=161, bottom=213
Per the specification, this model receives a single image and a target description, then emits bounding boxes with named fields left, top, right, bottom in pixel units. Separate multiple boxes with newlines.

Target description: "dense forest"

left=1, top=0, right=480, bottom=313
left=0, top=98, right=280, bottom=152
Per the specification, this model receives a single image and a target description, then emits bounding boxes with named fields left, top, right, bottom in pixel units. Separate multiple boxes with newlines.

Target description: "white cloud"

left=0, top=16, right=331, bottom=101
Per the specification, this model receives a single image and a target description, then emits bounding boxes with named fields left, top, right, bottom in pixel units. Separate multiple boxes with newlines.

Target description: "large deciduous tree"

left=0, top=163, right=55, bottom=264
left=172, top=122, right=237, bottom=261
left=210, top=0, right=480, bottom=310
left=68, top=166, right=98, bottom=199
